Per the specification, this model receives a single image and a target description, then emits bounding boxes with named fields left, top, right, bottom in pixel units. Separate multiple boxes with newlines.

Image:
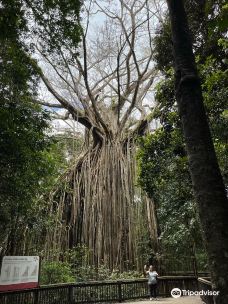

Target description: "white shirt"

left=148, top=271, right=158, bottom=284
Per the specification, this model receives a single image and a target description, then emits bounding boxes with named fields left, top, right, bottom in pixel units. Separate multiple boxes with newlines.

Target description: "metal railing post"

left=68, top=285, right=74, bottom=303
left=34, top=289, right=39, bottom=304
left=118, top=281, right=122, bottom=303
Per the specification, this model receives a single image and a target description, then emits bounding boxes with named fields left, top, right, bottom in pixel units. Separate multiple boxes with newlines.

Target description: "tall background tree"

left=138, top=0, right=228, bottom=275
left=0, top=0, right=69, bottom=256
left=165, top=0, right=228, bottom=302
left=139, top=1, right=228, bottom=303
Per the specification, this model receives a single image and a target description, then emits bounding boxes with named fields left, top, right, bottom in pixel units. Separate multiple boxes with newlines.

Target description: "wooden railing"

left=198, top=277, right=213, bottom=304
left=0, top=276, right=198, bottom=304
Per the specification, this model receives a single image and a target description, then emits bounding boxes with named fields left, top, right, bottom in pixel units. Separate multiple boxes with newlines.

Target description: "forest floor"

left=116, top=296, right=203, bottom=303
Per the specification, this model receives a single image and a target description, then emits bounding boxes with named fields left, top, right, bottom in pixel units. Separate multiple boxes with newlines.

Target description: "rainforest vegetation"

left=0, top=0, right=227, bottom=302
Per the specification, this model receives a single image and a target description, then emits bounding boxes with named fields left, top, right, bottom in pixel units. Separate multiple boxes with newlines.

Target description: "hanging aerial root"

left=45, top=139, right=158, bottom=271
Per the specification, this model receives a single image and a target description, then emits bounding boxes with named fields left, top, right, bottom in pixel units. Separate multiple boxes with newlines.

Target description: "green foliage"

left=0, top=0, right=26, bottom=40
left=137, top=56, right=227, bottom=255
left=0, top=1, right=38, bottom=96
left=0, top=1, right=42, bottom=248
left=0, top=0, right=69, bottom=253
left=153, top=0, right=227, bottom=72
left=137, top=125, right=202, bottom=255
left=40, top=245, right=143, bottom=284
left=109, top=270, right=143, bottom=280
left=56, top=246, right=143, bottom=282
left=137, top=0, right=227, bottom=263
left=206, top=1, right=228, bottom=35
left=27, top=0, right=82, bottom=57
left=40, top=261, right=75, bottom=285
left=0, top=99, right=72, bottom=252
left=0, top=101, right=50, bottom=217
left=153, top=18, right=172, bottom=73
left=199, top=57, right=228, bottom=184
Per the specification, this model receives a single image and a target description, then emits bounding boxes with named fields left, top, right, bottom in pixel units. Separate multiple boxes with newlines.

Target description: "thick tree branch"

left=39, top=70, right=103, bottom=138
left=34, top=100, right=64, bottom=108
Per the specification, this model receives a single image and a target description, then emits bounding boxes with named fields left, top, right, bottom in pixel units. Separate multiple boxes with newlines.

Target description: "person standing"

left=144, top=265, right=159, bottom=301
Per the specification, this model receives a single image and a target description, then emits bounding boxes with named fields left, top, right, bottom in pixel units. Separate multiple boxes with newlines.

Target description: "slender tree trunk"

left=166, top=1, right=228, bottom=303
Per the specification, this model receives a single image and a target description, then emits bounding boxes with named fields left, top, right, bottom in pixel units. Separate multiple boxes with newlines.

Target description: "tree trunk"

left=166, top=0, right=228, bottom=303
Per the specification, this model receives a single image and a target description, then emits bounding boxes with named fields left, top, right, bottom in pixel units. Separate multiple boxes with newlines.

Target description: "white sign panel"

left=0, top=256, right=40, bottom=291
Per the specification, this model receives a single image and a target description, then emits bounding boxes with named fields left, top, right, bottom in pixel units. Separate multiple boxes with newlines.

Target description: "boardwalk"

left=116, top=296, right=203, bottom=304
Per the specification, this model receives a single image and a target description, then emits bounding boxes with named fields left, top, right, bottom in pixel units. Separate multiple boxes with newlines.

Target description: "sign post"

left=0, top=256, right=40, bottom=291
